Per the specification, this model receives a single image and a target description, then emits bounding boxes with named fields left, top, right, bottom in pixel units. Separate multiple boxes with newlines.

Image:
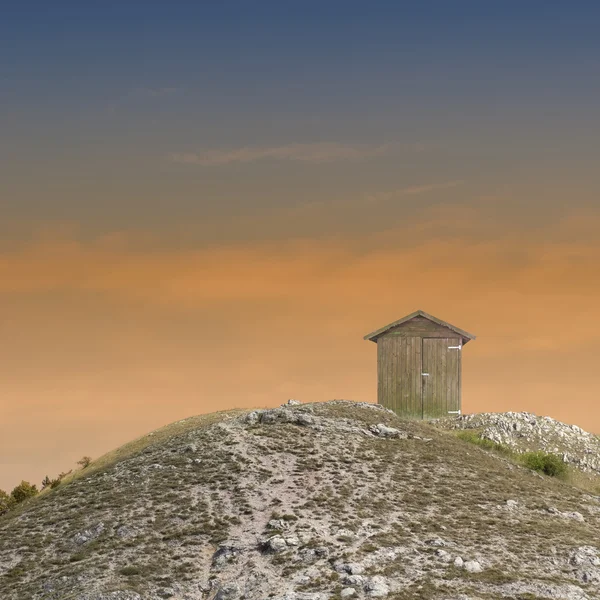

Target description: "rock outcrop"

left=433, top=411, right=600, bottom=474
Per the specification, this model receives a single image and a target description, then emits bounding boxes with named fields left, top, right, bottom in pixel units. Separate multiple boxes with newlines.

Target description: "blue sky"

left=3, top=0, right=600, bottom=233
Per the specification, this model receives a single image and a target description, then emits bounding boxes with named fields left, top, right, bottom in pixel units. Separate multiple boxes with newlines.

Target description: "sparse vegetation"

left=0, top=489, right=14, bottom=515
left=521, top=451, right=568, bottom=478
left=4, top=457, right=95, bottom=517
left=455, top=430, right=512, bottom=455
left=77, top=456, right=93, bottom=469
left=119, top=565, right=142, bottom=576
left=9, top=480, right=38, bottom=504
left=1, top=401, right=599, bottom=599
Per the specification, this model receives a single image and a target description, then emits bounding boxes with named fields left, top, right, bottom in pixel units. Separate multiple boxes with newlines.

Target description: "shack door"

left=421, top=338, right=461, bottom=419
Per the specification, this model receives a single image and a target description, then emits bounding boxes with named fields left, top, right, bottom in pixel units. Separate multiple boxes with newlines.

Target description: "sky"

left=1, top=1, right=600, bottom=491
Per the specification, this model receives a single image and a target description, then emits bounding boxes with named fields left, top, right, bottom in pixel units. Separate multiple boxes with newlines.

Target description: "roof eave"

left=363, top=309, right=476, bottom=343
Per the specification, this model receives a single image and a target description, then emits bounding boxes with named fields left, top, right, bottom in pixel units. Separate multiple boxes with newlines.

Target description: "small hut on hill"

left=364, top=310, right=476, bottom=419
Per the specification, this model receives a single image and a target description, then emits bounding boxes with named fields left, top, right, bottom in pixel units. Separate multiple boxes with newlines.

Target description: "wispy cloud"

left=136, top=87, right=183, bottom=97
left=107, top=87, right=184, bottom=114
left=169, top=142, right=392, bottom=166
left=365, top=180, right=464, bottom=203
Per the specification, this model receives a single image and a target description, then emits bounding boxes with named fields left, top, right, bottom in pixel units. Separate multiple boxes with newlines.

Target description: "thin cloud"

left=136, top=87, right=183, bottom=97
left=365, top=180, right=464, bottom=203
left=107, top=87, right=184, bottom=114
left=169, top=142, right=392, bottom=166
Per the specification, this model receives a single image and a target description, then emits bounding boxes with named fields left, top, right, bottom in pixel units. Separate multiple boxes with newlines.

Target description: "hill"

left=2, top=400, right=600, bottom=600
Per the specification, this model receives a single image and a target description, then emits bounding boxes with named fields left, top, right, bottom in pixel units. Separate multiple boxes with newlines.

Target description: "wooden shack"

left=364, top=310, right=476, bottom=419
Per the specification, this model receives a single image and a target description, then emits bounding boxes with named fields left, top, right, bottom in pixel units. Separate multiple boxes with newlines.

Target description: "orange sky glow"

left=2, top=205, right=600, bottom=491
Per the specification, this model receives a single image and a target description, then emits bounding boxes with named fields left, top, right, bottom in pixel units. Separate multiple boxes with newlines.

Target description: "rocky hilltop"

left=433, top=411, right=600, bottom=476
left=2, top=400, right=600, bottom=600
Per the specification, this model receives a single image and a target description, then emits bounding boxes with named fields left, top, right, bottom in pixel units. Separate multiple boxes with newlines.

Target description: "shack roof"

left=363, top=310, right=476, bottom=344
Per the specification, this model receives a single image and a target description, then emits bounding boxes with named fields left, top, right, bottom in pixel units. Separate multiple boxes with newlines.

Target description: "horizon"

left=2, top=1, right=600, bottom=492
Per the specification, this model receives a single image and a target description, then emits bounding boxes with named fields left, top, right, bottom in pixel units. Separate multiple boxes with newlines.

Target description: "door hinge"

left=448, top=344, right=462, bottom=349
left=447, top=409, right=461, bottom=415
left=421, top=373, right=429, bottom=376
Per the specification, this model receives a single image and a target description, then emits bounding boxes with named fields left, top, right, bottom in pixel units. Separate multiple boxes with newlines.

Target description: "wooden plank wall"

left=377, top=335, right=422, bottom=417
left=447, top=339, right=461, bottom=413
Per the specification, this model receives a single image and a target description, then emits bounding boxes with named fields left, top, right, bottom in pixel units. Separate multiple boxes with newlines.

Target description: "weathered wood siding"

left=384, top=315, right=462, bottom=340
left=377, top=335, right=422, bottom=417
left=421, top=338, right=461, bottom=418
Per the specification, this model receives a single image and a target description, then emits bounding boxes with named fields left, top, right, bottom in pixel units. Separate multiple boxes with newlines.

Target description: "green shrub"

left=10, top=481, right=38, bottom=504
left=521, top=451, right=567, bottom=478
left=49, top=470, right=73, bottom=489
left=0, top=489, right=15, bottom=515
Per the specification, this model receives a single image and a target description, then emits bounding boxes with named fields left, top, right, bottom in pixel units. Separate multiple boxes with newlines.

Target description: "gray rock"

left=295, top=413, right=315, bottom=426
left=453, top=556, right=464, bottom=567
left=335, top=562, right=364, bottom=574
left=266, top=535, right=288, bottom=553
left=215, top=583, right=240, bottom=600
left=267, top=518, right=290, bottom=531
left=115, top=525, right=133, bottom=538
left=259, top=408, right=315, bottom=427
left=284, top=534, right=300, bottom=546
left=260, top=410, right=280, bottom=424
left=73, top=522, right=105, bottom=545
left=569, top=546, right=600, bottom=583
left=425, top=536, right=448, bottom=547
left=299, top=548, right=318, bottom=563
left=365, top=575, right=389, bottom=597
left=464, top=560, right=483, bottom=573
left=244, top=411, right=261, bottom=425
left=369, top=423, right=406, bottom=438
left=570, top=546, right=600, bottom=567
left=212, top=544, right=241, bottom=567
left=341, top=589, right=357, bottom=598
left=346, top=562, right=364, bottom=574
left=343, top=575, right=366, bottom=586
left=77, top=594, right=143, bottom=600
left=563, top=511, right=585, bottom=522
left=435, top=549, right=452, bottom=562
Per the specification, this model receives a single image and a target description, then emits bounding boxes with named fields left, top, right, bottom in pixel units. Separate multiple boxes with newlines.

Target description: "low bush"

left=0, top=489, right=15, bottom=515
left=77, top=456, right=92, bottom=469
left=50, top=470, right=72, bottom=489
left=10, top=481, right=38, bottom=504
left=521, top=451, right=567, bottom=478
left=119, top=565, right=141, bottom=575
